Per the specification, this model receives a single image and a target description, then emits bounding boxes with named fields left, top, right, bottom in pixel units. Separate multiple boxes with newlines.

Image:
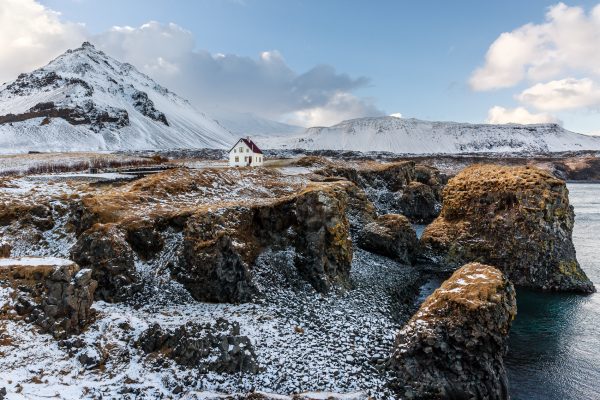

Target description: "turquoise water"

left=505, top=183, right=600, bottom=399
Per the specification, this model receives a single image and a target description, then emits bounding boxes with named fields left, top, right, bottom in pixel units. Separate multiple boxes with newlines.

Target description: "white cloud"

left=0, top=2, right=381, bottom=127
left=518, top=78, right=600, bottom=111
left=0, top=0, right=86, bottom=84
left=285, top=92, right=382, bottom=127
left=470, top=3, right=600, bottom=91
left=486, top=106, right=559, bottom=125
left=390, top=113, right=403, bottom=118
left=92, top=21, right=381, bottom=126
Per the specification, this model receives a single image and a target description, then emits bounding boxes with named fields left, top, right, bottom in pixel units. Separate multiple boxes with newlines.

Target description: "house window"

left=234, top=149, right=236, bottom=153
left=239, top=147, right=243, bottom=152
left=246, top=148, right=249, bottom=152
left=235, top=156, right=239, bottom=162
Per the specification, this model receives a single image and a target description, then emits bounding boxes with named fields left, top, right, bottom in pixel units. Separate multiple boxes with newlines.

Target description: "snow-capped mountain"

left=0, top=42, right=235, bottom=153
left=265, top=116, right=600, bottom=154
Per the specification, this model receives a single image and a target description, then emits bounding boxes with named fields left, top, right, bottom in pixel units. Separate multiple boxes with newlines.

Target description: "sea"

left=505, top=183, right=600, bottom=399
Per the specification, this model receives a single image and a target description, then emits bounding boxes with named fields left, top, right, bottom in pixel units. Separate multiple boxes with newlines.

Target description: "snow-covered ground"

left=0, top=245, right=420, bottom=399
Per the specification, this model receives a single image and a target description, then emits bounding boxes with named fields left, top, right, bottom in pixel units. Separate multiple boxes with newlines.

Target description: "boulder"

left=390, top=262, right=516, bottom=400
left=137, top=318, right=259, bottom=373
left=357, top=214, right=417, bottom=264
left=420, top=164, right=595, bottom=293
left=70, top=223, right=140, bottom=302
left=0, top=257, right=97, bottom=338
left=397, top=181, right=441, bottom=224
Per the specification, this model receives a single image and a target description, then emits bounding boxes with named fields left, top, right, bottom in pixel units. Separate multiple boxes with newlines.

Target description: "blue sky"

left=7, top=1, right=600, bottom=132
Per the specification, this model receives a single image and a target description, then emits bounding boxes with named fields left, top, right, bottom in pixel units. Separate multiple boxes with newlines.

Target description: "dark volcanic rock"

left=357, top=214, right=417, bottom=264
left=420, top=164, right=595, bottom=293
left=0, top=258, right=97, bottom=338
left=70, top=224, right=140, bottom=302
left=313, top=159, right=443, bottom=223
left=397, top=181, right=441, bottom=224
left=137, top=318, right=259, bottom=373
left=390, top=262, right=516, bottom=400
left=173, top=183, right=353, bottom=302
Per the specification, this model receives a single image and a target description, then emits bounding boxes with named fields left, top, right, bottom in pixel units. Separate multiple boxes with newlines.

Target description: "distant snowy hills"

left=260, top=116, right=600, bottom=154
left=0, top=42, right=235, bottom=153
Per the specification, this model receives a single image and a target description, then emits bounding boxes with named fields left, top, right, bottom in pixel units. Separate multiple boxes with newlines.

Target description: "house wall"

left=228, top=140, right=264, bottom=167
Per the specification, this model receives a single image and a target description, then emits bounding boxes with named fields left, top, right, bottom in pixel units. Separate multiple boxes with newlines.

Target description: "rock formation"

left=390, top=262, right=517, bottom=400
left=312, top=159, right=443, bottom=223
left=70, top=223, right=140, bottom=302
left=357, top=214, right=417, bottom=264
left=174, top=183, right=353, bottom=302
left=67, top=168, right=354, bottom=303
left=137, top=318, right=259, bottom=373
left=420, top=164, right=595, bottom=293
left=0, top=257, right=97, bottom=338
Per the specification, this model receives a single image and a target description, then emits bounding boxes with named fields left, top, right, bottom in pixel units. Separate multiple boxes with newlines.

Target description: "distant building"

left=228, top=137, right=264, bottom=167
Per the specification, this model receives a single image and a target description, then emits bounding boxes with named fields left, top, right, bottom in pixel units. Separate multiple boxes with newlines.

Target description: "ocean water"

left=505, top=183, right=600, bottom=399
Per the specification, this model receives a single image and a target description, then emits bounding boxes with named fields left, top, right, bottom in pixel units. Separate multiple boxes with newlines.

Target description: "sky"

left=3, top=0, right=600, bottom=133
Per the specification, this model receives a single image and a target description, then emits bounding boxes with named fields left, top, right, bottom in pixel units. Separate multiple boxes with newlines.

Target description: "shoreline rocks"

left=420, top=164, right=595, bottom=293
left=390, top=262, right=517, bottom=399
left=357, top=214, right=417, bottom=264
left=0, top=257, right=97, bottom=338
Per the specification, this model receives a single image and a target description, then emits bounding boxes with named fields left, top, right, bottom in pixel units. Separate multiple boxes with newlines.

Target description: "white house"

left=228, top=137, right=264, bottom=167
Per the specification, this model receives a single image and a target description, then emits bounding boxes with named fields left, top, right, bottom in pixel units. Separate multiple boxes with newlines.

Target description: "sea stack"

left=420, top=164, right=595, bottom=293
left=390, top=262, right=517, bottom=399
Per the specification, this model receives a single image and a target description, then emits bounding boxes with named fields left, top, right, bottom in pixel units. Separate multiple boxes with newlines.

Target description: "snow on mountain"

left=0, top=42, right=235, bottom=153
left=264, top=116, right=600, bottom=154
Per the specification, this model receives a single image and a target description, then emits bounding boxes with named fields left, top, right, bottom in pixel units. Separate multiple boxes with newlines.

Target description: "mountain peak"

left=0, top=43, right=234, bottom=152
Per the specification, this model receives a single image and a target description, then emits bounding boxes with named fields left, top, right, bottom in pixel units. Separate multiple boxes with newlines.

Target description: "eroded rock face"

left=314, top=159, right=443, bottom=223
left=0, top=257, right=97, bottom=338
left=420, top=165, right=595, bottom=293
left=70, top=224, right=140, bottom=302
left=397, top=181, right=440, bottom=224
left=390, top=262, right=516, bottom=400
left=137, top=318, right=259, bottom=373
left=174, top=184, right=353, bottom=302
left=357, top=214, right=417, bottom=264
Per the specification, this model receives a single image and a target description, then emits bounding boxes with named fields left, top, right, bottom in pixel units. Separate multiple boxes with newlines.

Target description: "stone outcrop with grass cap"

left=390, top=262, right=516, bottom=400
left=420, top=164, right=595, bottom=293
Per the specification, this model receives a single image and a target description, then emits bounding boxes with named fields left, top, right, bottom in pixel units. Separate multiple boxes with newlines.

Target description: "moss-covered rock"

left=420, top=164, right=594, bottom=293
left=390, top=262, right=516, bottom=399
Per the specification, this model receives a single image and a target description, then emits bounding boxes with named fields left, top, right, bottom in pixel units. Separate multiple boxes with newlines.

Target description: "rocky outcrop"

left=137, top=318, right=258, bottom=373
left=357, top=214, right=417, bottom=264
left=313, top=159, right=443, bottom=223
left=0, top=257, right=97, bottom=338
left=174, top=183, right=353, bottom=302
left=70, top=224, right=140, bottom=302
left=396, top=181, right=441, bottom=224
left=420, top=164, right=595, bottom=293
left=390, top=262, right=516, bottom=400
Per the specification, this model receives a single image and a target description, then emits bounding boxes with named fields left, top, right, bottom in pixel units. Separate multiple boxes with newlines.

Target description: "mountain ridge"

left=259, top=116, right=600, bottom=154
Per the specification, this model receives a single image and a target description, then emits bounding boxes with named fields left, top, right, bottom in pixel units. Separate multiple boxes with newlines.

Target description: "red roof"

left=229, top=137, right=263, bottom=154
